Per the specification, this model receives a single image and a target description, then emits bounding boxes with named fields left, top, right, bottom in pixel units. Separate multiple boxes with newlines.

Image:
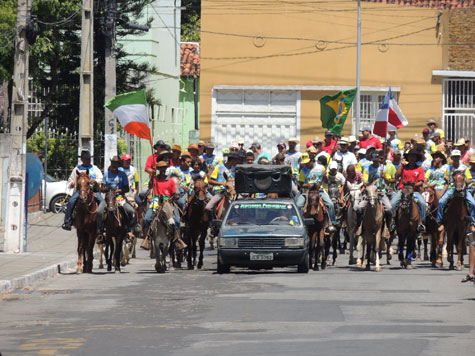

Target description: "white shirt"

left=332, top=150, right=357, bottom=171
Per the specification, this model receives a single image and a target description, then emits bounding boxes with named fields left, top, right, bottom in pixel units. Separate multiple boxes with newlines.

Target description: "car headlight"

left=219, top=237, right=238, bottom=248
left=284, top=237, right=304, bottom=247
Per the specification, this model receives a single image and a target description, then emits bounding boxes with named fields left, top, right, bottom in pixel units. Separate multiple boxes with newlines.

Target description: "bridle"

left=77, top=174, right=97, bottom=214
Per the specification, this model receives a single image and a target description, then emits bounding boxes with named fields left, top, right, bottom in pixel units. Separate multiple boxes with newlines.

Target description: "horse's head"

left=364, top=183, right=378, bottom=207
left=328, top=183, right=339, bottom=202
left=105, top=187, right=117, bottom=212
left=77, top=172, right=92, bottom=203
left=401, top=184, right=414, bottom=211
left=223, top=174, right=236, bottom=200
left=453, top=171, right=466, bottom=193
left=423, top=186, right=436, bottom=205
left=193, top=178, right=208, bottom=201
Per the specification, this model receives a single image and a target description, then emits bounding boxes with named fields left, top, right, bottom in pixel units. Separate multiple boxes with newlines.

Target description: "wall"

left=0, top=82, right=8, bottom=130
left=0, top=134, right=11, bottom=227
left=447, top=8, right=475, bottom=70
left=179, top=77, right=200, bottom=148
left=120, top=0, right=181, bottom=185
left=200, top=0, right=444, bottom=144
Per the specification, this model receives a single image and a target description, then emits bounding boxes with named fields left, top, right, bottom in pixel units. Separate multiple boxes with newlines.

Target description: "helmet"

left=121, top=153, right=132, bottom=161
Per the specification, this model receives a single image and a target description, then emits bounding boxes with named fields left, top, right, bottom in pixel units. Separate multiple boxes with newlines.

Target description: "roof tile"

left=361, top=0, right=474, bottom=8
left=180, top=42, right=200, bottom=78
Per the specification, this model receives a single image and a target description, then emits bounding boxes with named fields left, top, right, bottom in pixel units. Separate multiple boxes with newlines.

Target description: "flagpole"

left=354, top=0, right=362, bottom=136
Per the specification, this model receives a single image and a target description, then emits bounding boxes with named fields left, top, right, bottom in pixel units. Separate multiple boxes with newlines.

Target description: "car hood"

left=221, top=225, right=305, bottom=237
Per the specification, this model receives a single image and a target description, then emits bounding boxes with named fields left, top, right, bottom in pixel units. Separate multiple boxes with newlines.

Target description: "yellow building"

left=199, top=0, right=475, bottom=156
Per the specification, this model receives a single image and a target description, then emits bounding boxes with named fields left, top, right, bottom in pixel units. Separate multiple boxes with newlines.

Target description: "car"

left=215, top=164, right=311, bottom=274
left=43, top=174, right=70, bottom=213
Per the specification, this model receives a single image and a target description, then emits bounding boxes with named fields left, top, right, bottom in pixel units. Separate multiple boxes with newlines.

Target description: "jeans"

left=144, top=204, right=180, bottom=229
left=296, top=190, right=336, bottom=224
left=97, top=200, right=137, bottom=232
left=176, top=192, right=188, bottom=212
left=64, top=191, right=104, bottom=224
left=390, top=191, right=426, bottom=223
left=436, top=188, right=475, bottom=224
left=205, top=193, right=224, bottom=212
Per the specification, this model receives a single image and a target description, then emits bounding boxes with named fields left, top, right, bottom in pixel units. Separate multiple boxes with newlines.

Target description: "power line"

left=35, top=8, right=80, bottom=26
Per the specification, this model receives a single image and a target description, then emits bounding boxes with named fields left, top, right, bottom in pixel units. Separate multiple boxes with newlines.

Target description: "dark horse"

left=396, top=184, right=419, bottom=269
left=103, top=187, right=128, bottom=273
left=74, top=172, right=98, bottom=273
left=423, top=186, right=442, bottom=267
left=303, top=186, right=328, bottom=271
left=445, top=171, right=469, bottom=271
left=184, top=179, right=209, bottom=270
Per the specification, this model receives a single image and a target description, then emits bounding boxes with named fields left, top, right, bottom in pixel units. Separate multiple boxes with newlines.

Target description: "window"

left=351, top=93, right=394, bottom=133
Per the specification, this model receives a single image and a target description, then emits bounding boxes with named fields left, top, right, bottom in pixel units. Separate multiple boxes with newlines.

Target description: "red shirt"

left=359, top=136, right=382, bottom=150
left=153, top=177, right=176, bottom=197
left=321, top=139, right=337, bottom=155
left=145, top=154, right=159, bottom=172
left=398, top=165, right=425, bottom=190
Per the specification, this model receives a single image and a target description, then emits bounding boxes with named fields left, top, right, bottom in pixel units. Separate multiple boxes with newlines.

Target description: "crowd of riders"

left=60, top=118, right=475, bottom=282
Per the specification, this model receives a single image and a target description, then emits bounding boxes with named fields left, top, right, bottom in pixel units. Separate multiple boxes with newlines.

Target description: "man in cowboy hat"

left=284, top=137, right=302, bottom=177
left=426, top=119, right=445, bottom=142
left=170, top=144, right=182, bottom=167
left=437, top=149, right=475, bottom=231
left=390, top=149, right=427, bottom=233
left=359, top=126, right=382, bottom=150
left=96, top=156, right=137, bottom=243
left=62, top=150, right=104, bottom=231
left=425, top=151, right=448, bottom=198
left=201, top=142, right=219, bottom=173
left=333, top=137, right=357, bottom=173
left=321, top=130, right=337, bottom=155
left=145, top=140, right=166, bottom=176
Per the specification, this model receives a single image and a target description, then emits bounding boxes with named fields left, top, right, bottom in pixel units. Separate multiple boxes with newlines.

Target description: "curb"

left=0, top=251, right=100, bottom=295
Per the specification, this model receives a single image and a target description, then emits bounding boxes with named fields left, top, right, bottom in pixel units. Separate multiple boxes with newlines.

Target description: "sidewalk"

left=0, top=213, right=78, bottom=294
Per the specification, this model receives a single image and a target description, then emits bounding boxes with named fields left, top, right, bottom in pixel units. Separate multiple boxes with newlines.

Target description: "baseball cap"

left=362, top=126, right=371, bottom=132
left=288, top=137, right=299, bottom=143
left=205, top=142, right=215, bottom=149
left=121, top=153, right=132, bottom=161
left=358, top=148, right=367, bottom=155
left=277, top=142, right=286, bottom=149
left=433, top=131, right=441, bottom=137
left=451, top=150, right=461, bottom=157
left=250, top=142, right=261, bottom=149
left=306, top=140, right=313, bottom=148
left=328, top=161, right=338, bottom=170
left=300, top=152, right=310, bottom=164
left=422, top=129, right=430, bottom=134
left=324, top=130, right=333, bottom=137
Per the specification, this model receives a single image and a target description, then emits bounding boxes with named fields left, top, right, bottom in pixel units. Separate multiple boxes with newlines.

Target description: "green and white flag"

left=105, top=89, right=152, bottom=144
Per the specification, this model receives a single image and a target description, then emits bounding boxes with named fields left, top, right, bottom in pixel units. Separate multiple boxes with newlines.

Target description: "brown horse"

left=445, top=171, right=469, bottom=270
left=396, top=184, right=419, bottom=269
left=303, top=187, right=328, bottom=271
left=184, top=179, right=209, bottom=269
left=102, top=188, right=128, bottom=273
left=361, top=184, right=383, bottom=271
left=423, top=186, right=443, bottom=267
left=209, top=175, right=236, bottom=249
left=150, top=198, right=176, bottom=273
left=74, top=172, right=98, bottom=273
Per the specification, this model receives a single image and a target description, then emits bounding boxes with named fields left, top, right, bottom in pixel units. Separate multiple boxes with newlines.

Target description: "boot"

left=62, top=222, right=72, bottom=231
left=174, top=229, right=187, bottom=250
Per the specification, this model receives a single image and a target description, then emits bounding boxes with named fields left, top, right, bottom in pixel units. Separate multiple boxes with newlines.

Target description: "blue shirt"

left=77, top=164, right=97, bottom=180
left=102, top=170, right=129, bottom=193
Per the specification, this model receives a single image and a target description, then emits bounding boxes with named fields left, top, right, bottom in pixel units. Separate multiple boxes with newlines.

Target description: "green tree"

left=181, top=0, right=200, bottom=42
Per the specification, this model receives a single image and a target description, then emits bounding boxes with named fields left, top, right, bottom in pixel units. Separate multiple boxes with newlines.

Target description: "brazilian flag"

left=319, top=88, right=357, bottom=135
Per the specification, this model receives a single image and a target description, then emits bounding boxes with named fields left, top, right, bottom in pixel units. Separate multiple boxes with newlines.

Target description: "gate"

left=442, top=78, right=475, bottom=142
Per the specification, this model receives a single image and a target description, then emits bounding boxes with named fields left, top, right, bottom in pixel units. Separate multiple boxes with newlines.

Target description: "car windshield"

left=45, top=174, right=58, bottom=183
left=225, top=202, right=301, bottom=226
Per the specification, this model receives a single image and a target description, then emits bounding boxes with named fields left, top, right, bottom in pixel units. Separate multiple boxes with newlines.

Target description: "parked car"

left=44, top=174, right=70, bottom=213
left=215, top=198, right=311, bottom=274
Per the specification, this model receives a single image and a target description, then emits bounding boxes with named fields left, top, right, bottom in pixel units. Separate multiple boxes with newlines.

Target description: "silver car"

left=44, top=174, right=70, bottom=213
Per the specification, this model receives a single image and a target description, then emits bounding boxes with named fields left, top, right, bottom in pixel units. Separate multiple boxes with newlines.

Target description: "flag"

left=105, top=89, right=152, bottom=144
left=374, top=87, right=408, bottom=137
left=319, top=88, right=357, bottom=135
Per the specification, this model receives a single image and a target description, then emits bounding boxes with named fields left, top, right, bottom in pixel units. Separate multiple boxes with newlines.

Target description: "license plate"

left=250, top=252, right=273, bottom=261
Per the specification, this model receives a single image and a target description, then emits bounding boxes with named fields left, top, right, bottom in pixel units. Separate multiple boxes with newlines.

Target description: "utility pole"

left=104, top=0, right=117, bottom=171
left=354, top=0, right=362, bottom=136
left=4, top=0, right=33, bottom=253
left=79, top=0, right=94, bottom=160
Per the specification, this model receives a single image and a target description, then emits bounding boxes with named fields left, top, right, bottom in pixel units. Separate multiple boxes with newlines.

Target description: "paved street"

left=1, top=243, right=474, bottom=356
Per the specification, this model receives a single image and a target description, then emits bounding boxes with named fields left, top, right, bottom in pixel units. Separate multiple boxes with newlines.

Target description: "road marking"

left=19, top=338, right=84, bottom=355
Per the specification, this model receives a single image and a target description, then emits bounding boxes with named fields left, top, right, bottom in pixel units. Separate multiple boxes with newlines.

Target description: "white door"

left=212, top=89, right=299, bottom=158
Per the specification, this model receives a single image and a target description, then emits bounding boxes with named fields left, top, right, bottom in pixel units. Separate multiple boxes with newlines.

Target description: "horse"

left=73, top=172, right=98, bottom=273
left=361, top=184, right=383, bottom=271
left=303, top=187, right=329, bottom=271
left=209, top=174, right=236, bottom=249
left=396, top=184, right=419, bottom=269
left=445, top=171, right=469, bottom=271
left=102, top=187, right=128, bottom=273
left=149, top=198, right=176, bottom=273
left=184, top=179, right=209, bottom=270
left=327, top=182, right=342, bottom=265
left=422, top=186, right=442, bottom=267
left=344, top=188, right=361, bottom=265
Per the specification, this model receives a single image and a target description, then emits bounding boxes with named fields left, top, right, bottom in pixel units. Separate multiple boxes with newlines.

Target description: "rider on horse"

left=296, top=155, right=337, bottom=232
left=205, top=152, right=240, bottom=216
left=356, top=151, right=393, bottom=233
left=96, top=156, right=137, bottom=244
left=436, top=149, right=475, bottom=230
left=168, top=152, right=193, bottom=213
left=62, top=150, right=103, bottom=231
left=390, top=149, right=427, bottom=233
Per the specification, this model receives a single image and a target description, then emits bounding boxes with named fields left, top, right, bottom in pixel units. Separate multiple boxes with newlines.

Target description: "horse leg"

left=456, top=229, right=464, bottom=271
left=76, top=233, right=84, bottom=274
left=447, top=231, right=454, bottom=270
left=436, top=228, right=444, bottom=268
left=98, top=242, right=105, bottom=269
left=365, top=240, right=371, bottom=271
left=197, top=227, right=206, bottom=269
left=416, top=237, right=422, bottom=262
left=356, top=235, right=363, bottom=267
left=186, top=229, right=194, bottom=270
left=398, top=233, right=407, bottom=268
left=332, top=229, right=338, bottom=265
